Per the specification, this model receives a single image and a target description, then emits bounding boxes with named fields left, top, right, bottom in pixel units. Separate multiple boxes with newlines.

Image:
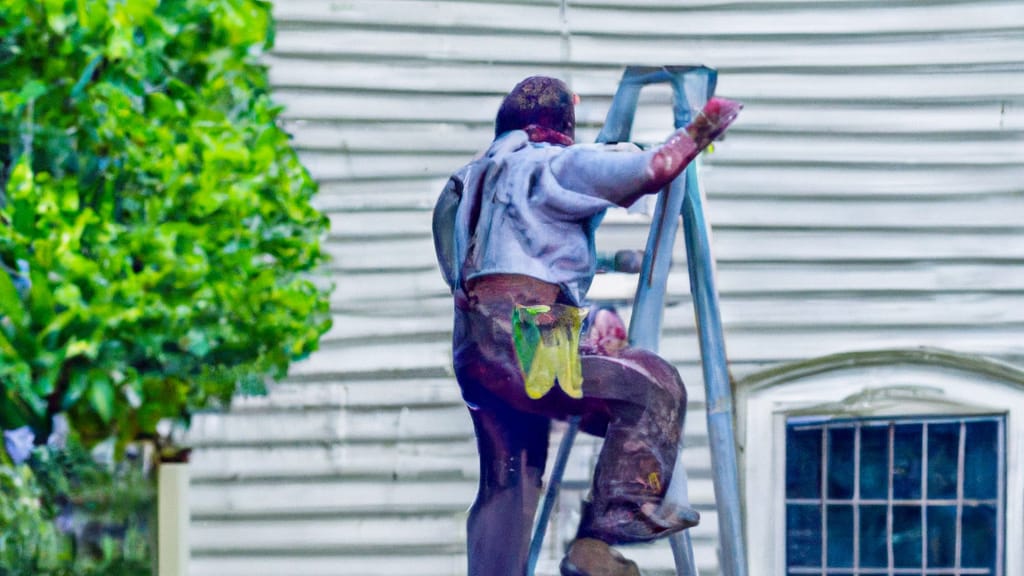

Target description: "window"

left=736, top=349, right=1024, bottom=576
left=785, top=415, right=1004, bottom=575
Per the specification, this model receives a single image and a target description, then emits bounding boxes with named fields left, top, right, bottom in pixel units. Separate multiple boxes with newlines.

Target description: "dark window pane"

left=859, top=505, right=888, bottom=568
left=962, top=504, right=998, bottom=570
left=926, top=505, right=957, bottom=567
left=927, top=423, right=960, bottom=500
left=892, top=505, right=922, bottom=568
left=787, top=504, right=822, bottom=568
left=893, top=424, right=923, bottom=499
left=860, top=425, right=890, bottom=500
left=787, top=427, right=823, bottom=499
left=828, top=427, right=856, bottom=500
left=827, top=505, right=853, bottom=567
left=964, top=421, right=1000, bottom=500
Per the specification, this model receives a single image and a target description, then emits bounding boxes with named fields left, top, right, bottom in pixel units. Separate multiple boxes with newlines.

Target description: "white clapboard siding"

left=185, top=0, right=1024, bottom=574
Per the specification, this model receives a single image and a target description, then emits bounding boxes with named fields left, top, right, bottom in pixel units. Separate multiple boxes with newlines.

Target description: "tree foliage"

left=0, top=0, right=332, bottom=449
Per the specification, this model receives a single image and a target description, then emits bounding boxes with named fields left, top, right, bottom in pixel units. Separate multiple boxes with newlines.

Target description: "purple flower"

left=3, top=426, right=35, bottom=464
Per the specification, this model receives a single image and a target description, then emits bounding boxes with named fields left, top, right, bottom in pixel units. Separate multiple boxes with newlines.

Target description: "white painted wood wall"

left=184, top=1, right=1024, bottom=574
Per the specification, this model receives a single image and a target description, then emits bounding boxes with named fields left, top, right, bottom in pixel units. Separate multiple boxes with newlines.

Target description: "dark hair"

left=494, top=76, right=575, bottom=140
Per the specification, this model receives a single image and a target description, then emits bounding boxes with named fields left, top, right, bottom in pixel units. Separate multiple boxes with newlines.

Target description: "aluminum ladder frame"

left=527, top=66, right=748, bottom=576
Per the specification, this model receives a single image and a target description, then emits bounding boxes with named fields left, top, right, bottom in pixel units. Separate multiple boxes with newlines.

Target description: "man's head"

left=495, top=76, right=576, bottom=142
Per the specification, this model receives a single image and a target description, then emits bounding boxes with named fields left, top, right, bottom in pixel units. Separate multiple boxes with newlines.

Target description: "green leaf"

left=0, top=327, right=19, bottom=358
left=63, top=369, right=90, bottom=410
left=71, top=54, right=104, bottom=100
left=87, top=374, right=115, bottom=424
left=0, top=265, right=26, bottom=328
left=19, top=80, right=48, bottom=102
left=28, top=268, right=55, bottom=328
left=43, top=0, right=72, bottom=33
left=66, top=338, right=99, bottom=360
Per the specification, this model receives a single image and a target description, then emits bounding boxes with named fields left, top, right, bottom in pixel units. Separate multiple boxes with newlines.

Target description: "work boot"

left=578, top=498, right=699, bottom=544
left=639, top=500, right=700, bottom=532
left=560, top=538, right=641, bottom=576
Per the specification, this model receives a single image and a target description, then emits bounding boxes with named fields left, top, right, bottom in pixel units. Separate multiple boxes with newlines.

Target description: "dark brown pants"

left=452, top=276, right=687, bottom=575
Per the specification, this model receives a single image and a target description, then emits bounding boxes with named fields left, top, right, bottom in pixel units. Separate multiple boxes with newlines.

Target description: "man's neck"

left=522, top=124, right=574, bottom=147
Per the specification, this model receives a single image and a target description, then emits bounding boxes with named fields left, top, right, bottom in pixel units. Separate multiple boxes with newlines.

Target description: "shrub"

left=2, top=437, right=154, bottom=575
left=0, top=0, right=332, bottom=450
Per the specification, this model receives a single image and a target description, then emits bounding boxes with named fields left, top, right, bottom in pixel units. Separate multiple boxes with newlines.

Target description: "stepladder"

left=527, top=66, right=748, bottom=576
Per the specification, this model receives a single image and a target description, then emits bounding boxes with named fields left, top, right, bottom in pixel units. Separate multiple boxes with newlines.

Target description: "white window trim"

left=735, top=348, right=1024, bottom=576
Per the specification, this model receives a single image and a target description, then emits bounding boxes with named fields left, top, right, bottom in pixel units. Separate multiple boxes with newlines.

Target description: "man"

left=433, top=76, right=740, bottom=575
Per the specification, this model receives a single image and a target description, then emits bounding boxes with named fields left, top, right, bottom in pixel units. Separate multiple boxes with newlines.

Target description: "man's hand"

left=644, top=97, right=743, bottom=193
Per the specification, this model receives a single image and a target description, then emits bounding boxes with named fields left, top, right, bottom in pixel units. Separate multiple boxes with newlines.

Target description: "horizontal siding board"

left=276, top=91, right=499, bottom=123
left=312, top=162, right=1024, bottom=222
left=663, top=135, right=1020, bottom=169
left=189, top=514, right=721, bottom=576
left=192, top=515, right=467, bottom=552
left=289, top=326, right=1024, bottom=378
left=190, top=478, right=476, bottom=517
left=223, top=379, right=462, bottom=411
left=330, top=276, right=450, bottom=307
left=272, top=28, right=564, bottom=63
left=188, top=432, right=714, bottom=484
left=660, top=327, right=1024, bottom=364
left=296, top=140, right=1024, bottom=182
left=700, top=133, right=1023, bottom=166
left=191, top=555, right=465, bottom=576
left=266, top=58, right=582, bottom=93
left=325, top=229, right=1024, bottom=273
left=703, top=230, right=1024, bottom=261
left=189, top=440, right=480, bottom=482
left=189, top=396, right=713, bottom=448
left=292, top=110, right=1021, bottom=158
left=570, top=0, right=1013, bottom=6
left=268, top=26, right=1024, bottom=70
left=298, top=150, right=467, bottom=183
left=714, top=71, right=1024, bottom=102
left=566, top=1, right=1023, bottom=36
left=274, top=0, right=1022, bottom=38
left=329, top=195, right=1024, bottom=240
left=273, top=0, right=561, bottom=32
left=188, top=405, right=474, bottom=446
left=313, top=179, right=442, bottom=212
left=700, top=164, right=1024, bottom=197
left=332, top=262, right=1024, bottom=305
left=189, top=511, right=721, bottom=557
left=569, top=34, right=1024, bottom=69
left=324, top=293, right=1024, bottom=345
left=289, top=103, right=1020, bottom=158
left=270, top=59, right=1024, bottom=104
left=706, top=102, right=1022, bottom=135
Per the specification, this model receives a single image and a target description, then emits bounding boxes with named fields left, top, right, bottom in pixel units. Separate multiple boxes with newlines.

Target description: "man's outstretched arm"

left=552, top=97, right=742, bottom=208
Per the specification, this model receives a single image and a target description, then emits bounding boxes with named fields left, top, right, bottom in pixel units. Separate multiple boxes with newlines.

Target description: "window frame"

left=735, top=349, right=1024, bottom=576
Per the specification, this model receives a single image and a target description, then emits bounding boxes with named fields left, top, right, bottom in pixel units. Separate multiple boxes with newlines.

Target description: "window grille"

left=785, top=415, right=1005, bottom=575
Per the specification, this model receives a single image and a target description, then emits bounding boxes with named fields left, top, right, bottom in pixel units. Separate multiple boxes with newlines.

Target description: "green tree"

left=0, top=0, right=332, bottom=450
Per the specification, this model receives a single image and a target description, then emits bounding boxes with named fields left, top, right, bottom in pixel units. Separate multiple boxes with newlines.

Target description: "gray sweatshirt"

left=433, top=130, right=653, bottom=306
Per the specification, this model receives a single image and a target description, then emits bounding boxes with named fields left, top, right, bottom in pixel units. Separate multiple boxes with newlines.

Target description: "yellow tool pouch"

left=512, top=304, right=588, bottom=399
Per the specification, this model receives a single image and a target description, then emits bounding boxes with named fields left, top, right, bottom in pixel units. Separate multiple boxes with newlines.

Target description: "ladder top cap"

left=621, top=64, right=717, bottom=76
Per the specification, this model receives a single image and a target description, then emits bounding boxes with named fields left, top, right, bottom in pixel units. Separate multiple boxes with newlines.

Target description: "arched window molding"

left=735, top=347, right=1024, bottom=576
